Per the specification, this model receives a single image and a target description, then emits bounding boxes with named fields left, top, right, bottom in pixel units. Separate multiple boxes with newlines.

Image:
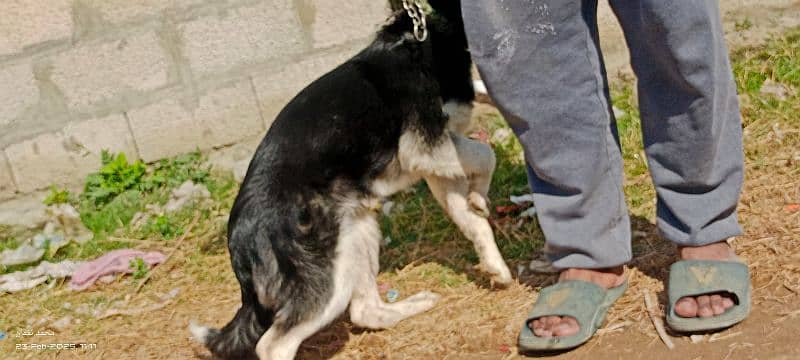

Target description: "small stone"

left=612, top=106, right=626, bottom=118
left=529, top=259, right=558, bottom=274
left=690, top=334, right=706, bottom=344
left=520, top=207, right=537, bottom=218
left=386, top=289, right=400, bottom=303
left=492, top=128, right=513, bottom=144
left=50, top=316, right=73, bottom=332
left=760, top=79, right=790, bottom=100
left=164, top=181, right=210, bottom=212
left=382, top=201, right=395, bottom=216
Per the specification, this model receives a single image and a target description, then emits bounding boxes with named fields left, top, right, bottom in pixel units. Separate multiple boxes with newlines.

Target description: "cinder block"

left=90, top=0, right=205, bottom=25
left=128, top=80, right=262, bottom=162
left=50, top=31, right=171, bottom=111
left=310, top=0, right=389, bottom=49
left=5, top=114, right=138, bottom=193
left=0, top=153, right=17, bottom=200
left=251, top=43, right=365, bottom=129
left=0, top=62, right=38, bottom=128
left=0, top=0, right=72, bottom=56
left=180, top=0, right=305, bottom=77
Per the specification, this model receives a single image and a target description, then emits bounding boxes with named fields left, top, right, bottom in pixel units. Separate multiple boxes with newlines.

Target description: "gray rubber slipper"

left=518, top=279, right=628, bottom=352
left=667, top=260, right=751, bottom=332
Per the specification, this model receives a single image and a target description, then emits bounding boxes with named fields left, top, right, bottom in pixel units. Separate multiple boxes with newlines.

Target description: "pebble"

left=386, top=289, right=400, bottom=303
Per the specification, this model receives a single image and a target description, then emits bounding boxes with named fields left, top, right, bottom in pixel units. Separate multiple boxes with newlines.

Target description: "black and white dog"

left=191, top=1, right=511, bottom=358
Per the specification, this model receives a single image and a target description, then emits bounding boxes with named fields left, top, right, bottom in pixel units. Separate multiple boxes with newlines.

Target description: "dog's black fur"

left=195, top=1, right=475, bottom=358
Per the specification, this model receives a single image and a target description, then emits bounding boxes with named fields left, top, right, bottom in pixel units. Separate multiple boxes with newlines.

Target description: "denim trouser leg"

left=608, top=0, right=745, bottom=246
left=461, top=0, right=744, bottom=269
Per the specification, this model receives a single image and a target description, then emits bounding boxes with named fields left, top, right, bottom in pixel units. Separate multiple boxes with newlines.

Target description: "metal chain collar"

left=402, top=0, right=428, bottom=42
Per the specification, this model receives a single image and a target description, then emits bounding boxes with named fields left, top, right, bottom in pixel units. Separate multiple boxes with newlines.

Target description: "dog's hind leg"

left=254, top=277, right=351, bottom=360
left=425, top=175, right=512, bottom=286
left=350, top=288, right=441, bottom=329
left=255, top=206, right=381, bottom=359
left=347, top=213, right=440, bottom=329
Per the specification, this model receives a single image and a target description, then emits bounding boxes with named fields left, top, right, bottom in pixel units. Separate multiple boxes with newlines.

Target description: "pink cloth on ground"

left=69, top=249, right=166, bottom=291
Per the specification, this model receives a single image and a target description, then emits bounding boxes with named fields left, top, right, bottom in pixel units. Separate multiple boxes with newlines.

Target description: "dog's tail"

left=190, top=301, right=273, bottom=360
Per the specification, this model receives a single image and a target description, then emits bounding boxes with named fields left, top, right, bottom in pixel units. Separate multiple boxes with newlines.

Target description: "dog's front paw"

left=467, top=191, right=490, bottom=218
left=474, top=262, right=513, bottom=288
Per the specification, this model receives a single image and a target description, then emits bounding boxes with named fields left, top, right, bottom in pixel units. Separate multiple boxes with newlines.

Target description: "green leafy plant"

left=141, top=151, right=211, bottom=192
left=142, top=214, right=184, bottom=240
left=82, top=151, right=146, bottom=206
left=43, top=186, right=72, bottom=205
left=130, top=257, right=148, bottom=279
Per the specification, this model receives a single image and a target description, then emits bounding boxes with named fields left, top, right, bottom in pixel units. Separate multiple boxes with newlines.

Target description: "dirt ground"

left=2, top=2, right=800, bottom=360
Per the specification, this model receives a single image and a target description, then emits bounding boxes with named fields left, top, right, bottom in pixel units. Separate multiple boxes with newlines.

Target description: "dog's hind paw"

left=404, top=290, right=441, bottom=311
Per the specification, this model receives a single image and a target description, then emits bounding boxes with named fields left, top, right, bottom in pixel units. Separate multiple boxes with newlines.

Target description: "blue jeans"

left=461, top=0, right=744, bottom=269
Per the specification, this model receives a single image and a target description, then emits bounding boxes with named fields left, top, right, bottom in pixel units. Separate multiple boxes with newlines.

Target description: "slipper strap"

left=667, top=260, right=752, bottom=332
left=524, top=280, right=607, bottom=328
left=668, top=260, right=750, bottom=307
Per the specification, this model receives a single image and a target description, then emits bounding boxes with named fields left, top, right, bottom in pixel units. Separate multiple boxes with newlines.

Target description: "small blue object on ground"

left=386, top=289, right=400, bottom=303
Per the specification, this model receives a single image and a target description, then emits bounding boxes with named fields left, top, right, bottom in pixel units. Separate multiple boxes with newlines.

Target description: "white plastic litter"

left=0, top=243, right=45, bottom=267
left=520, top=207, right=537, bottom=218
left=529, top=259, right=559, bottom=274
left=510, top=193, right=535, bottom=205
left=46, top=204, right=92, bottom=244
left=0, top=260, right=84, bottom=293
left=472, top=79, right=488, bottom=95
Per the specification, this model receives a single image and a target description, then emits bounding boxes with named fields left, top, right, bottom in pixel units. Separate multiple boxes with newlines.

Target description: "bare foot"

left=673, top=241, right=739, bottom=318
left=528, top=266, right=626, bottom=337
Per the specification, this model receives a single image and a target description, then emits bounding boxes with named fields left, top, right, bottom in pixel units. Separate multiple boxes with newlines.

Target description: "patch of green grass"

left=735, top=18, right=753, bottom=32
left=141, top=151, right=212, bottom=193
left=74, top=150, right=230, bottom=239
left=43, top=186, right=72, bottom=206
left=0, top=236, right=19, bottom=253
left=379, top=109, right=544, bottom=271
left=141, top=214, right=185, bottom=240
left=130, top=257, right=148, bottom=279
left=732, top=28, right=800, bottom=167
left=418, top=265, right=470, bottom=288
left=733, top=28, right=800, bottom=95
left=0, top=150, right=240, bottom=273
left=610, top=85, right=656, bottom=218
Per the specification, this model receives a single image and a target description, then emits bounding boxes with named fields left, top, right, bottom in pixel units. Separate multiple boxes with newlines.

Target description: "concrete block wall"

left=0, top=0, right=390, bottom=200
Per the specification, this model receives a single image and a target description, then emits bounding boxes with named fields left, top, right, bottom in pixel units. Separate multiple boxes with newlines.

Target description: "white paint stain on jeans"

left=492, top=30, right=518, bottom=64
left=525, top=23, right=557, bottom=35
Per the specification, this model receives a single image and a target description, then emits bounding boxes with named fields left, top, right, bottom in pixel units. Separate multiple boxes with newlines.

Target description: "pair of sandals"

left=518, top=259, right=751, bottom=352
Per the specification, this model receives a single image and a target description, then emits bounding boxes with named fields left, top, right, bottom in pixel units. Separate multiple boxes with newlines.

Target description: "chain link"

left=402, top=0, right=428, bottom=42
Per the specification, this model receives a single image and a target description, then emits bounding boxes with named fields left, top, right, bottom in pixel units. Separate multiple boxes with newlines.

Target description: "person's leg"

left=462, top=0, right=628, bottom=337
left=609, top=0, right=745, bottom=318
